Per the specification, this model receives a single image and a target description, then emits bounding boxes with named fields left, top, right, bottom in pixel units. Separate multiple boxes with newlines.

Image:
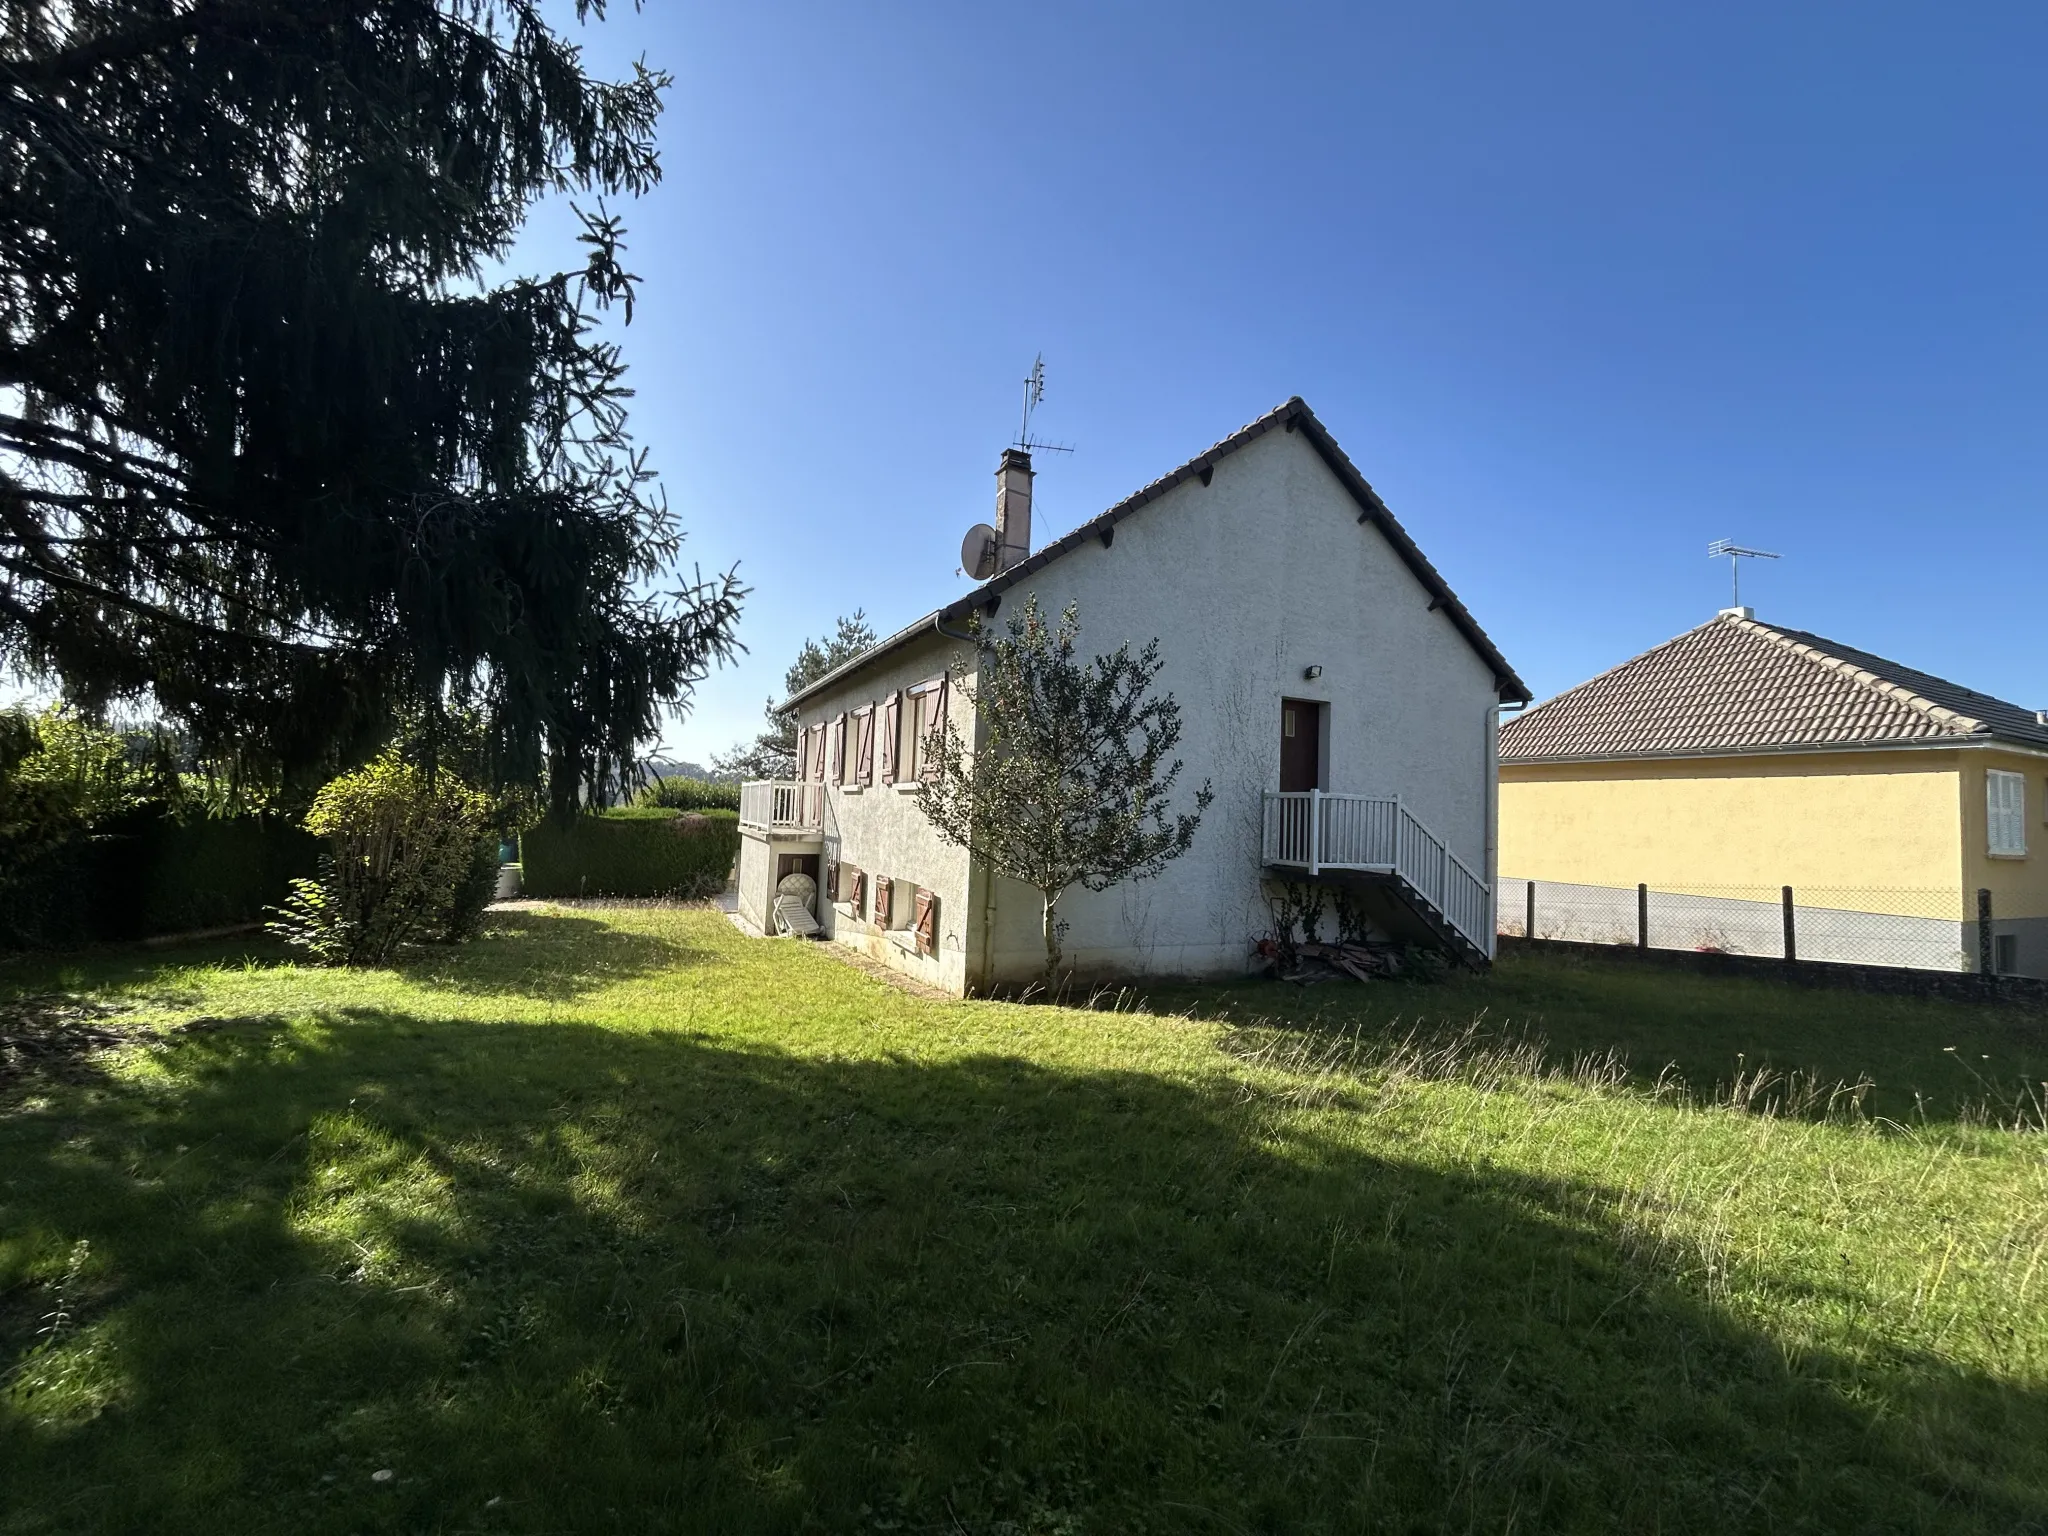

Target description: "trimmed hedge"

left=0, top=811, right=321, bottom=951
left=129, top=812, right=323, bottom=938
left=635, top=775, right=741, bottom=813
left=519, top=808, right=740, bottom=900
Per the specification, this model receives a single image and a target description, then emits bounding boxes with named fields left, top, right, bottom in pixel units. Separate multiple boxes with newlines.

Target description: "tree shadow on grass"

left=394, top=909, right=718, bottom=1002
left=1, top=1010, right=2043, bottom=1535
left=1143, top=950, right=2048, bottom=1130
left=0, top=909, right=711, bottom=1016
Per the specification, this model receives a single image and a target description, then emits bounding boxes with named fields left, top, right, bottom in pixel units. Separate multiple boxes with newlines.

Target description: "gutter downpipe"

left=1489, top=695, right=1526, bottom=961
left=933, top=611, right=978, bottom=645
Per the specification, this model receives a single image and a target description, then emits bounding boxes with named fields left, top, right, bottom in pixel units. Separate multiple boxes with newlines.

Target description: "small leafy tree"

left=0, top=705, right=142, bottom=846
left=713, top=611, right=878, bottom=779
left=268, top=751, right=492, bottom=966
left=919, top=597, right=1212, bottom=985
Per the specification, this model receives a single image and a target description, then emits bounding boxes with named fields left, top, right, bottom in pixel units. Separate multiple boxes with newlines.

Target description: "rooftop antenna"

left=1707, top=539, right=1779, bottom=609
left=1013, top=353, right=1073, bottom=456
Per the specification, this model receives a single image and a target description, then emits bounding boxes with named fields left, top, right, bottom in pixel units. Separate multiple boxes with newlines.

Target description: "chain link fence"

left=1497, top=878, right=2048, bottom=977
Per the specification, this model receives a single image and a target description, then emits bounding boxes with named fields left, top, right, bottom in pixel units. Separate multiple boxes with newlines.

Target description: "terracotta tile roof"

left=1499, top=614, right=2048, bottom=764
left=786, top=398, right=1530, bottom=709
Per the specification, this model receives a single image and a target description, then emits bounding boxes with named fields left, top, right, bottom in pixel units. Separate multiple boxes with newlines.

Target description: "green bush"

left=0, top=706, right=144, bottom=946
left=268, top=751, right=492, bottom=965
left=0, top=707, right=323, bottom=950
left=520, top=808, right=739, bottom=899
left=444, top=834, right=502, bottom=944
left=635, top=774, right=740, bottom=813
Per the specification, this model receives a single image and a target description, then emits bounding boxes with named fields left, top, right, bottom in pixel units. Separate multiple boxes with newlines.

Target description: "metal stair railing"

left=1262, top=790, right=1491, bottom=955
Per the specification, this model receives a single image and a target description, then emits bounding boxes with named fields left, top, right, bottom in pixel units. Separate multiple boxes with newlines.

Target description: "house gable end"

left=784, top=398, right=1528, bottom=709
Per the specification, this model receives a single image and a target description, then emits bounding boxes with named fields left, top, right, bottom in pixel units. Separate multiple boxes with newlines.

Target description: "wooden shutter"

left=921, top=677, right=949, bottom=781
left=855, top=708, right=875, bottom=785
left=829, top=713, right=845, bottom=784
left=879, top=692, right=900, bottom=783
left=795, top=724, right=811, bottom=781
left=848, top=869, right=865, bottom=918
left=913, top=887, right=937, bottom=956
left=825, top=860, right=840, bottom=902
left=811, top=723, right=826, bottom=781
left=873, top=875, right=893, bottom=928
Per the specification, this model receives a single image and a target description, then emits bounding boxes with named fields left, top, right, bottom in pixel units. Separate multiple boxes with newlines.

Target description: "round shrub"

left=268, top=751, right=492, bottom=965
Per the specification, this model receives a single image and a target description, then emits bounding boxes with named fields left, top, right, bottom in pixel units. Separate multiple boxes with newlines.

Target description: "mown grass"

left=1142, top=950, right=2048, bottom=1129
left=1, top=910, right=2044, bottom=1534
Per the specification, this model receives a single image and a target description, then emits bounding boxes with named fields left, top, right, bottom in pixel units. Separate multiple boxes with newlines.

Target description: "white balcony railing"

left=1261, top=791, right=1491, bottom=955
left=739, top=779, right=822, bottom=833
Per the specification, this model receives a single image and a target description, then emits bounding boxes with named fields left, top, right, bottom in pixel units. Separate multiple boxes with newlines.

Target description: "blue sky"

left=521, top=1, right=2047, bottom=762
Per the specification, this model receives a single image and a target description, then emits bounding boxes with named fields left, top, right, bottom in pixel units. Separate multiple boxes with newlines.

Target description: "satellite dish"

left=961, top=523, right=998, bottom=581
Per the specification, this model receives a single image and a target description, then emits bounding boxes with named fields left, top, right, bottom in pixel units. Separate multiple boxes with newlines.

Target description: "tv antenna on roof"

left=1707, top=539, right=1779, bottom=609
left=1014, top=354, right=1074, bottom=456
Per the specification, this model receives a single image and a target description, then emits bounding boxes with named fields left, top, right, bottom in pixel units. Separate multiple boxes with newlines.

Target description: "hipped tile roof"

left=1499, top=614, right=2048, bottom=764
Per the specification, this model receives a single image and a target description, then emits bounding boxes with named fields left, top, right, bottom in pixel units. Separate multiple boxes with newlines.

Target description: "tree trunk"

left=1040, top=888, right=1062, bottom=989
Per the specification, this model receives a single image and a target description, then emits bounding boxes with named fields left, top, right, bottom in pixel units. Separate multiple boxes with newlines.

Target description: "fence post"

left=1637, top=883, right=1648, bottom=949
left=1781, top=885, right=1796, bottom=963
left=1978, top=887, right=1994, bottom=974
left=1525, top=879, right=1536, bottom=940
left=1307, top=788, right=1321, bottom=878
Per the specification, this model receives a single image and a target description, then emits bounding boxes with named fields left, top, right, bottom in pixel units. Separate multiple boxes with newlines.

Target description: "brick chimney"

left=994, top=448, right=1033, bottom=574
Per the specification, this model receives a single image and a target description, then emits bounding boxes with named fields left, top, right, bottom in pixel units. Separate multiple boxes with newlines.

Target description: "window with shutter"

left=905, top=677, right=947, bottom=782
left=913, top=888, right=938, bottom=956
left=923, top=677, right=949, bottom=782
left=855, top=707, right=875, bottom=786
left=825, top=861, right=840, bottom=902
left=880, top=692, right=900, bottom=783
left=873, top=876, right=893, bottom=928
left=1989, top=770, right=2027, bottom=856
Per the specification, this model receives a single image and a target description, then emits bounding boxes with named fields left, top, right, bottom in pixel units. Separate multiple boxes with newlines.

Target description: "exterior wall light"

left=1303, top=665, right=1323, bottom=680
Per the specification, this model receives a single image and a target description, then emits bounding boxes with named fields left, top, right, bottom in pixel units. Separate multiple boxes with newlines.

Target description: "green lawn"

left=2, top=910, right=2044, bottom=1534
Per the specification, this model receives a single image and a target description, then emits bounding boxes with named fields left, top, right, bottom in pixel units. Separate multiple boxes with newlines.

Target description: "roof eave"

left=1500, top=733, right=2048, bottom=768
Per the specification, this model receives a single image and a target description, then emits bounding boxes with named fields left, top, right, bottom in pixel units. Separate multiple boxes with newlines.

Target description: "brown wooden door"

left=1279, top=699, right=1321, bottom=792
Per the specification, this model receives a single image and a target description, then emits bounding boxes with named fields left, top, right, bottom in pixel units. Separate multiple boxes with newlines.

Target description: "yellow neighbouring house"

left=1497, top=608, right=2048, bottom=977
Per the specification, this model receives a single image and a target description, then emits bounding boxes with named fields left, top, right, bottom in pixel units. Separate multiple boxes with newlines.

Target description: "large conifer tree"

left=0, top=1, right=741, bottom=809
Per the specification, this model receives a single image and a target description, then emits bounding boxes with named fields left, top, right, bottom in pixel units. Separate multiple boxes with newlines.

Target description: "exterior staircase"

left=1261, top=791, right=1492, bottom=966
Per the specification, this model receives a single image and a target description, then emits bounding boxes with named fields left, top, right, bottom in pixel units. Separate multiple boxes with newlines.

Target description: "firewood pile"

left=1261, top=940, right=1409, bottom=985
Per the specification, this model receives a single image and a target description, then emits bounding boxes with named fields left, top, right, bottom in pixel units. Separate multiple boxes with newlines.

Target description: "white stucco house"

left=734, top=398, right=1530, bottom=995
